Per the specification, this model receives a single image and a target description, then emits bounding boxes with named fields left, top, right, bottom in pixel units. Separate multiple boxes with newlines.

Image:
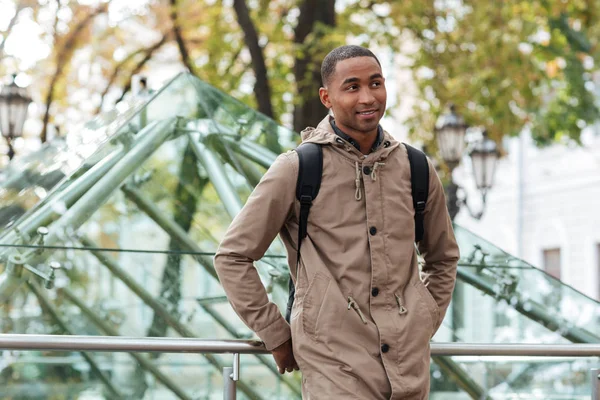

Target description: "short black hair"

left=321, top=45, right=381, bottom=87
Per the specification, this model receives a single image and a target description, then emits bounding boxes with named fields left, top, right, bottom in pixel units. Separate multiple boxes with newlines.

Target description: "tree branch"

left=41, top=4, right=109, bottom=142
left=0, top=2, right=25, bottom=60
left=169, top=0, right=198, bottom=76
left=113, top=36, right=170, bottom=104
left=96, top=34, right=170, bottom=113
left=232, top=0, right=274, bottom=118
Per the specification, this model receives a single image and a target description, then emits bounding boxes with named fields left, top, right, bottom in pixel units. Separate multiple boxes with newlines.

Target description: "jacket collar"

left=329, top=119, right=384, bottom=154
left=300, top=115, right=400, bottom=161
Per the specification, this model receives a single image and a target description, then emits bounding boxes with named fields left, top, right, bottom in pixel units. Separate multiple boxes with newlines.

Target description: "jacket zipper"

left=395, top=293, right=408, bottom=315
left=347, top=296, right=367, bottom=324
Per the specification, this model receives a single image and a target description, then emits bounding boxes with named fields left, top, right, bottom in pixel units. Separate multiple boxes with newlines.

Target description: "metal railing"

left=0, top=334, right=598, bottom=400
left=593, top=368, right=600, bottom=400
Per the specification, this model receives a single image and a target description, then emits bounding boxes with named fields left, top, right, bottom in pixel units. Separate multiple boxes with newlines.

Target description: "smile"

left=357, top=110, right=377, bottom=116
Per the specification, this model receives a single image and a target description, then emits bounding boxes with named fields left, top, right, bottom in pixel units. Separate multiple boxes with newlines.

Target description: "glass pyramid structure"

left=0, top=73, right=597, bottom=399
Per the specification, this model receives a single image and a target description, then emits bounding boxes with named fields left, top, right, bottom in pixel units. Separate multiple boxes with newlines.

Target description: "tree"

left=2, top=0, right=598, bottom=148
left=232, top=0, right=275, bottom=119
left=386, top=0, right=600, bottom=147
left=40, top=2, right=109, bottom=142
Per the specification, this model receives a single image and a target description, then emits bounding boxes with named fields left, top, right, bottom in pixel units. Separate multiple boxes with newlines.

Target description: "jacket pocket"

left=302, top=272, right=331, bottom=342
left=414, top=280, right=440, bottom=334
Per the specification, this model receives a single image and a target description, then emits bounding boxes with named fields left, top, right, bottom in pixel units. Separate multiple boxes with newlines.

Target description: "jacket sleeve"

left=417, top=160, right=460, bottom=331
left=213, top=152, right=297, bottom=351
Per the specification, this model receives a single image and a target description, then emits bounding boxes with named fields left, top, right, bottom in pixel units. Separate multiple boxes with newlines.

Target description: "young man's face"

left=319, top=56, right=387, bottom=137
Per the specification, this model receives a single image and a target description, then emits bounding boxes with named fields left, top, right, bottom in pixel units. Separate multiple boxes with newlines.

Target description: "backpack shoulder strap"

left=285, top=142, right=322, bottom=323
left=295, top=142, right=323, bottom=248
left=404, top=143, right=430, bottom=243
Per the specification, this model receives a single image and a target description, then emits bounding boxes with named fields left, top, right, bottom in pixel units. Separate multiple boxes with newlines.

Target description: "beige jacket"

left=214, top=116, right=459, bottom=399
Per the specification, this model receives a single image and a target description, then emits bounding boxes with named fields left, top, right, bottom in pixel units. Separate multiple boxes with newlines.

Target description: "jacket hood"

left=300, top=115, right=401, bottom=161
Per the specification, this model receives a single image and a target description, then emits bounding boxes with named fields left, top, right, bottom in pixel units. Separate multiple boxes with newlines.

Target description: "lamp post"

left=0, top=74, right=32, bottom=160
left=434, top=105, right=500, bottom=343
left=434, top=104, right=499, bottom=221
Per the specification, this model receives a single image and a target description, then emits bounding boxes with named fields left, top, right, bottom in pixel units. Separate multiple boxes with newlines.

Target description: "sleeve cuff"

left=256, top=316, right=291, bottom=351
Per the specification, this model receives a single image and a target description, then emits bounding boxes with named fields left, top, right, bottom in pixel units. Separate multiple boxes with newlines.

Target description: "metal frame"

left=0, top=118, right=178, bottom=304
left=0, top=149, right=127, bottom=302
left=0, top=335, right=598, bottom=400
left=592, top=368, right=599, bottom=400
left=0, top=335, right=598, bottom=356
left=458, top=267, right=600, bottom=343
left=60, top=286, right=192, bottom=400
left=77, top=235, right=264, bottom=400
left=189, top=136, right=243, bottom=217
left=25, top=283, right=125, bottom=399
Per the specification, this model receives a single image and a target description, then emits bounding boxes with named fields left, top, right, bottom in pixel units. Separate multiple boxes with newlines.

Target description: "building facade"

left=454, top=126, right=600, bottom=301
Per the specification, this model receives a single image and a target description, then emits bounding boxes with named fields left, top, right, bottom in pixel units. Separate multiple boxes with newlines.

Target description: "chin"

left=357, top=121, right=380, bottom=133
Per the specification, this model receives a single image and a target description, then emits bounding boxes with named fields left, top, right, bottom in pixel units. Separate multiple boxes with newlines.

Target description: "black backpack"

left=284, top=142, right=430, bottom=322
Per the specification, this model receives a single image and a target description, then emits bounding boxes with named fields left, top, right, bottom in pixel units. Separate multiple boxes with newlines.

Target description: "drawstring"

left=395, top=294, right=408, bottom=315
left=370, top=162, right=385, bottom=181
left=354, top=161, right=385, bottom=199
left=354, top=162, right=362, bottom=201
left=348, top=296, right=368, bottom=324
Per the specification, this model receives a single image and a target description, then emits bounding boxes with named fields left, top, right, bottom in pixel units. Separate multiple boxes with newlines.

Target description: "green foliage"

left=390, top=1, right=600, bottom=147
left=1, top=0, right=598, bottom=149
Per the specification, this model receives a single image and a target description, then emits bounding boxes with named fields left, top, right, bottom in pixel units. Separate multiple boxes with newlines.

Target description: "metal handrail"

left=0, top=334, right=599, bottom=356
left=0, top=334, right=598, bottom=400
left=0, top=334, right=266, bottom=354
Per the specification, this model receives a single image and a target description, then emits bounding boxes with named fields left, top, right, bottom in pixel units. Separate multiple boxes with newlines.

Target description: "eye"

left=371, top=81, right=382, bottom=88
left=346, top=85, right=358, bottom=91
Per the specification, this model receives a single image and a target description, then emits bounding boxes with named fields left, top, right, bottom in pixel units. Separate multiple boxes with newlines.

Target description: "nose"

left=358, top=88, right=376, bottom=105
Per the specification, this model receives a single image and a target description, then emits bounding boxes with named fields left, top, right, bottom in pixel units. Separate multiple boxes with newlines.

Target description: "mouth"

left=356, top=109, right=378, bottom=118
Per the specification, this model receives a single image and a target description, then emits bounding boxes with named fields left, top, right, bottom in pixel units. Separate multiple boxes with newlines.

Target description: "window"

left=543, top=248, right=561, bottom=280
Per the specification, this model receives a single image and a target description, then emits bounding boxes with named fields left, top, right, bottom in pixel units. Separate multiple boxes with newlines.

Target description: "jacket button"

left=369, top=226, right=377, bottom=235
left=371, top=287, right=379, bottom=297
left=381, top=344, right=390, bottom=353
left=363, top=166, right=371, bottom=175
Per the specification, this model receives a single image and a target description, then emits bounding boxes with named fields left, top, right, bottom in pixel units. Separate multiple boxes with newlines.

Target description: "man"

left=214, top=45, right=459, bottom=399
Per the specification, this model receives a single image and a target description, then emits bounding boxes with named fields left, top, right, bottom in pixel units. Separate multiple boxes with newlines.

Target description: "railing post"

left=223, top=353, right=240, bottom=400
left=592, top=368, right=599, bottom=400
left=223, top=367, right=236, bottom=400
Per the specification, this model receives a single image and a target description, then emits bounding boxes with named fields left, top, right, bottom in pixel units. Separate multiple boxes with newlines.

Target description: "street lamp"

left=434, top=105, right=500, bottom=344
left=434, top=104, right=468, bottom=169
left=469, top=130, right=499, bottom=204
left=434, top=104, right=499, bottom=220
left=0, top=74, right=32, bottom=160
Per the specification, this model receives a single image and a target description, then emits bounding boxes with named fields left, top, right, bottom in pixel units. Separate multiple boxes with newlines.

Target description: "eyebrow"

left=341, top=77, right=359, bottom=86
left=341, top=73, right=384, bottom=86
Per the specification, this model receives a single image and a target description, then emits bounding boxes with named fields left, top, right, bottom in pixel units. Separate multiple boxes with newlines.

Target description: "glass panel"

left=0, top=244, right=298, bottom=399
left=0, top=350, right=302, bottom=399
left=0, top=350, right=597, bottom=399
left=0, top=73, right=194, bottom=234
left=447, top=226, right=600, bottom=345
left=431, top=356, right=599, bottom=400
left=0, top=245, right=282, bottom=340
left=435, top=277, right=576, bottom=344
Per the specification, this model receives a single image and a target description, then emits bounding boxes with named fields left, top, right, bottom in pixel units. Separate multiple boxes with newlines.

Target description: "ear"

left=319, top=87, right=331, bottom=109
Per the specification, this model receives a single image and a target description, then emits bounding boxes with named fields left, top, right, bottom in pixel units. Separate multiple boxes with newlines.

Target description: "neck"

left=336, top=122, right=378, bottom=155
